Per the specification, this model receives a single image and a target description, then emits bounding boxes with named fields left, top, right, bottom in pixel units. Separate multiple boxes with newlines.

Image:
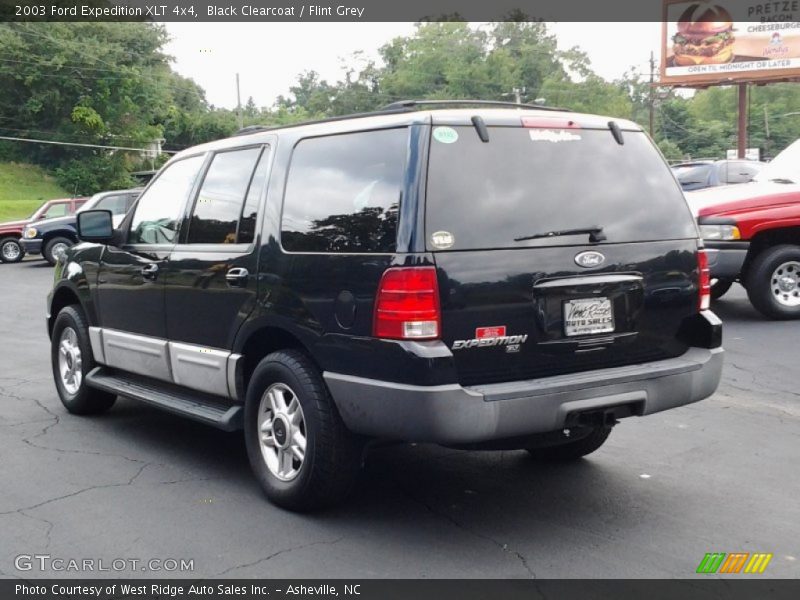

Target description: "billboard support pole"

left=737, top=83, right=747, bottom=159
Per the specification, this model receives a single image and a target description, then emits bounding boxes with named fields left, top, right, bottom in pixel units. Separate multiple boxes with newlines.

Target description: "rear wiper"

left=514, top=226, right=606, bottom=243
left=769, top=178, right=795, bottom=184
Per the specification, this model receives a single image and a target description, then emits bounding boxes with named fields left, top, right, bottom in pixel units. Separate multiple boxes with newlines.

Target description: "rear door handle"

left=141, top=263, right=159, bottom=281
left=226, top=267, right=249, bottom=287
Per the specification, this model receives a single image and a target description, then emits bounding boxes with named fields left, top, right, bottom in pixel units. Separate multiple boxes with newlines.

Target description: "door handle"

left=226, top=267, right=249, bottom=287
left=141, top=263, right=159, bottom=281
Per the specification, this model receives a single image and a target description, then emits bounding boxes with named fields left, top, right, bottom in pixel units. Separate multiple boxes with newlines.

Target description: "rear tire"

left=0, top=237, right=25, bottom=263
left=745, top=245, right=800, bottom=320
left=51, top=305, right=116, bottom=415
left=710, top=278, right=733, bottom=301
left=244, top=350, right=363, bottom=511
left=44, top=236, right=73, bottom=265
left=526, top=427, right=611, bottom=461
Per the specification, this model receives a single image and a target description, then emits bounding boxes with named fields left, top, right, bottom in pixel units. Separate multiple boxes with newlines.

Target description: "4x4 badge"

left=574, top=251, right=605, bottom=268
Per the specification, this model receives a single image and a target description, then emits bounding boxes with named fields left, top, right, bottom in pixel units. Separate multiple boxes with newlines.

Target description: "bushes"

left=54, top=155, right=136, bottom=196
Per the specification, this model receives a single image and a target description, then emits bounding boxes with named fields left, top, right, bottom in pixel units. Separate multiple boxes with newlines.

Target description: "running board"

left=86, top=367, right=243, bottom=431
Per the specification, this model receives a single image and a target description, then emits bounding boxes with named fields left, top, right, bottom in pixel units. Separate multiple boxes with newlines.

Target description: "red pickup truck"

left=0, top=197, right=86, bottom=263
left=687, top=139, right=800, bottom=319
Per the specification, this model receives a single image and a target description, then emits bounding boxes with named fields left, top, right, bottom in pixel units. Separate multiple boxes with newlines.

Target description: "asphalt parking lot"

left=1, top=257, right=798, bottom=579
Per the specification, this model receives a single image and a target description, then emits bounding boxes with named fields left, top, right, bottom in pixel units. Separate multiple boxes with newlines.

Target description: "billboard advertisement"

left=661, top=0, right=800, bottom=85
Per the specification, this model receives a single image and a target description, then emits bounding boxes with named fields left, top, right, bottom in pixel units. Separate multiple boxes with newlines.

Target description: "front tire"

left=526, top=427, right=611, bottom=461
left=745, top=245, right=800, bottom=319
left=44, top=236, right=73, bottom=266
left=51, top=305, right=116, bottom=414
left=244, top=350, right=363, bottom=511
left=0, top=237, right=25, bottom=263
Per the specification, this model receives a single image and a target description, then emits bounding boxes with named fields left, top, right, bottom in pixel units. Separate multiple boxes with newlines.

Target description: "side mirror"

left=77, top=210, right=114, bottom=243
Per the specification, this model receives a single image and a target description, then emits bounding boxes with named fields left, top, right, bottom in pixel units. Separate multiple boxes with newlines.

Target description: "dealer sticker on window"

left=564, top=297, right=614, bottom=336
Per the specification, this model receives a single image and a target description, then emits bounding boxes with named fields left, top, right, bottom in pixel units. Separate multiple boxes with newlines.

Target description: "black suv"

left=47, top=101, right=723, bottom=511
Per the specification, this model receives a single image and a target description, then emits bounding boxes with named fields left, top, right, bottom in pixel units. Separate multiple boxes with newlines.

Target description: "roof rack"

left=231, top=99, right=572, bottom=138
left=380, top=99, right=572, bottom=113
left=232, top=107, right=412, bottom=137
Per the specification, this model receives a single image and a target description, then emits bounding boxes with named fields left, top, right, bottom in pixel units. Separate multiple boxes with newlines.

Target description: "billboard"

left=661, top=0, right=800, bottom=86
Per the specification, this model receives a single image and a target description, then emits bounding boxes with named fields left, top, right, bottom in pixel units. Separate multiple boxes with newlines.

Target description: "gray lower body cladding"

left=324, top=346, right=723, bottom=444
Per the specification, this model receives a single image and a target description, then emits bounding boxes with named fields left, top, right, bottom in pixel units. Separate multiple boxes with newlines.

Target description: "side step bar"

left=86, top=367, right=243, bottom=431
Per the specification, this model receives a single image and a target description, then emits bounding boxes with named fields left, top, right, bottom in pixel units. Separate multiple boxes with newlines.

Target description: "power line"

left=0, top=135, right=177, bottom=154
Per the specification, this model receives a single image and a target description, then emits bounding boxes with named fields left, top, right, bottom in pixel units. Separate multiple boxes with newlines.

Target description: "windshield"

left=76, top=193, right=103, bottom=213
left=754, top=139, right=800, bottom=183
left=673, top=164, right=712, bottom=186
left=425, top=126, right=696, bottom=251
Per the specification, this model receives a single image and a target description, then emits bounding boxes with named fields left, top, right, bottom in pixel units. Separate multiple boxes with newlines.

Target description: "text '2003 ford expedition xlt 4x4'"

left=47, top=101, right=723, bottom=511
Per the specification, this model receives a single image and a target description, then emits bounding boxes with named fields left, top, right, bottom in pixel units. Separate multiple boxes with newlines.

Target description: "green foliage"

left=3, top=19, right=800, bottom=189
left=0, top=162, right=69, bottom=221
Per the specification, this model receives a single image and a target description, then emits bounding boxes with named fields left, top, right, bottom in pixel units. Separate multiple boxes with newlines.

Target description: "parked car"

left=21, top=189, right=140, bottom=265
left=672, top=159, right=764, bottom=191
left=47, top=101, right=723, bottom=511
left=0, top=197, right=86, bottom=263
left=687, top=139, right=800, bottom=319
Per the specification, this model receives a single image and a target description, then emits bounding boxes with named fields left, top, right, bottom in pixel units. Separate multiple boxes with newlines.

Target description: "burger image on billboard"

left=672, top=3, right=734, bottom=65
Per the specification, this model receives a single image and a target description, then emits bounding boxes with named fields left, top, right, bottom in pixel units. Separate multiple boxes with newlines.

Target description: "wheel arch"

left=742, top=226, right=800, bottom=284
left=235, top=325, right=319, bottom=397
left=48, top=283, right=91, bottom=339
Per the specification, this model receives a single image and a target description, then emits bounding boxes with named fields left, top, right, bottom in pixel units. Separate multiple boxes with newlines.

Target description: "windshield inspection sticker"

left=430, top=230, right=455, bottom=249
left=529, top=129, right=582, bottom=143
left=433, top=127, right=459, bottom=144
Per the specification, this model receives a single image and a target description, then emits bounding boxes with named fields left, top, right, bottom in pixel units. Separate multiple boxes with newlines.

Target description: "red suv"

left=0, top=198, right=86, bottom=263
left=687, top=139, right=800, bottom=319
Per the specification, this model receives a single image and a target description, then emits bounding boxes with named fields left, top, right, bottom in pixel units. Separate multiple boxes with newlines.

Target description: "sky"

left=163, top=23, right=663, bottom=110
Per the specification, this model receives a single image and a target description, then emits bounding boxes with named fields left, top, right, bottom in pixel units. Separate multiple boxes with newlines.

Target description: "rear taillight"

left=373, top=267, right=440, bottom=340
left=698, top=249, right=711, bottom=311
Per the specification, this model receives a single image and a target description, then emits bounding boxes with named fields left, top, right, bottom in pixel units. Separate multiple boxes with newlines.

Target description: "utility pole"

left=513, top=87, right=522, bottom=104
left=764, top=105, right=771, bottom=159
left=737, top=83, right=748, bottom=159
left=649, top=51, right=655, bottom=138
left=236, top=73, right=243, bottom=130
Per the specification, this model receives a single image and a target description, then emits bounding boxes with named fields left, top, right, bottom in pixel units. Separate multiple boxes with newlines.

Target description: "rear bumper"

left=20, top=238, right=42, bottom=255
left=324, top=346, right=723, bottom=444
left=705, top=241, right=749, bottom=280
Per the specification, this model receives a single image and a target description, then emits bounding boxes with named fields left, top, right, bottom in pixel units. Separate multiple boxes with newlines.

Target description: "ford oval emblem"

left=575, top=251, right=605, bottom=268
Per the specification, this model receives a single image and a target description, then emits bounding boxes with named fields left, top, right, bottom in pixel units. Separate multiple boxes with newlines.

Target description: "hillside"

left=0, top=162, right=69, bottom=222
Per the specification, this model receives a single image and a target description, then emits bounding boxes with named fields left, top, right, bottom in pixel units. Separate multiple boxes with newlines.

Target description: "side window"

left=724, top=161, right=758, bottom=184
left=44, top=204, right=68, bottom=219
left=281, top=128, right=407, bottom=253
left=129, top=156, right=204, bottom=245
left=237, top=149, right=271, bottom=244
left=94, top=194, right=128, bottom=215
left=186, top=147, right=262, bottom=244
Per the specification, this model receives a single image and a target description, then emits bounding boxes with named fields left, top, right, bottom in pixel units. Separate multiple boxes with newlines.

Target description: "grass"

left=0, top=162, right=69, bottom=222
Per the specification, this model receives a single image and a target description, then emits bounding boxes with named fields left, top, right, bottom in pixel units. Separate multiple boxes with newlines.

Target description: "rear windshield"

left=673, top=164, right=712, bottom=186
left=425, top=126, right=696, bottom=251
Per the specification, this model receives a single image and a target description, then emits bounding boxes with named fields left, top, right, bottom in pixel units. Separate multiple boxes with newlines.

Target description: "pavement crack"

left=387, top=478, right=536, bottom=579
left=213, top=537, right=346, bottom=577
left=0, top=462, right=153, bottom=517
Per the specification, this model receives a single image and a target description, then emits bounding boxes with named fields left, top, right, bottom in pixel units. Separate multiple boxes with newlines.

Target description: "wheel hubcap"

left=257, top=383, right=306, bottom=481
left=770, top=261, right=800, bottom=307
left=2, top=242, right=20, bottom=261
left=57, top=327, right=82, bottom=395
left=51, top=243, right=68, bottom=261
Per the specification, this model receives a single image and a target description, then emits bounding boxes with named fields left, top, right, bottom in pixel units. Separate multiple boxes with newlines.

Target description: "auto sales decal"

left=452, top=326, right=528, bottom=353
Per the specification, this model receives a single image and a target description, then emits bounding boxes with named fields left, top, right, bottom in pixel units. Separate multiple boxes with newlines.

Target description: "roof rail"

left=234, top=125, right=272, bottom=136
left=380, top=99, right=572, bottom=113
left=231, top=107, right=414, bottom=137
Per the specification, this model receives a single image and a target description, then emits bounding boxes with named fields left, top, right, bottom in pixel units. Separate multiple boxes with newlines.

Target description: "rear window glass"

left=281, top=128, right=406, bottom=253
left=425, top=126, right=696, bottom=251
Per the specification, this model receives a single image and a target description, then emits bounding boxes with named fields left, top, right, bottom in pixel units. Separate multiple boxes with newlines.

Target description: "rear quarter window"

left=425, top=126, right=697, bottom=251
left=280, top=128, right=407, bottom=253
